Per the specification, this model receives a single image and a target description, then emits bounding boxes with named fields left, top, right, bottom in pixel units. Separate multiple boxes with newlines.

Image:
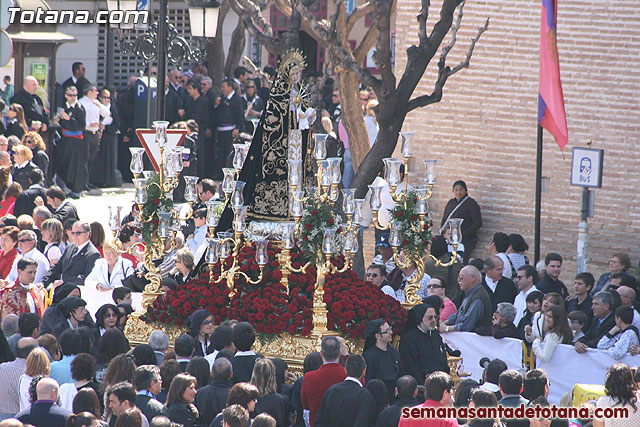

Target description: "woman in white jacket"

left=85, top=240, right=135, bottom=291
left=532, top=305, right=573, bottom=363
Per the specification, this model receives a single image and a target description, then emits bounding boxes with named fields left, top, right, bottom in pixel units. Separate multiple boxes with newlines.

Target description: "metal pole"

left=106, top=26, right=115, bottom=89
left=576, top=187, right=589, bottom=273
left=534, top=125, right=543, bottom=265
left=155, top=0, right=168, bottom=120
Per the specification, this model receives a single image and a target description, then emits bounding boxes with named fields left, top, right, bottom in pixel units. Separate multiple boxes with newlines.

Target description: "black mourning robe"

left=362, top=345, right=403, bottom=402
left=398, top=327, right=449, bottom=385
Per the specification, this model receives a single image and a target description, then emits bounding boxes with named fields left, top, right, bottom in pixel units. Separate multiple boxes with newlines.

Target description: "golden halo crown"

left=277, top=49, right=307, bottom=78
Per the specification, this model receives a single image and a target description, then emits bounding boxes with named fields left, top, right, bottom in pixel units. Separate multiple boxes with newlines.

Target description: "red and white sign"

left=135, top=128, right=187, bottom=172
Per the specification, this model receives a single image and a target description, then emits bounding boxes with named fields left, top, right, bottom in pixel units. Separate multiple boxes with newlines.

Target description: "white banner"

left=537, top=343, right=640, bottom=404
left=444, top=332, right=525, bottom=383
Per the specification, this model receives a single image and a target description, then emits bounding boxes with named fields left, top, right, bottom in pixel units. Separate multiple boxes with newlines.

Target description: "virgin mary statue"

left=216, top=49, right=317, bottom=231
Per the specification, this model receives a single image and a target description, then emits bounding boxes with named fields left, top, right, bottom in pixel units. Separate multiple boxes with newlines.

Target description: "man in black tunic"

left=362, top=318, right=402, bottom=402
left=10, top=76, right=48, bottom=130
left=61, top=62, right=91, bottom=96
left=53, top=86, right=86, bottom=196
left=398, top=303, right=449, bottom=385
left=185, top=79, right=209, bottom=179
left=213, top=79, right=244, bottom=180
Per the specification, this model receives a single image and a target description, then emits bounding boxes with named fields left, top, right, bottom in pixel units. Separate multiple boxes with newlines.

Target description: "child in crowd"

left=569, top=310, right=588, bottom=344
left=518, top=290, right=544, bottom=342
left=525, top=292, right=563, bottom=342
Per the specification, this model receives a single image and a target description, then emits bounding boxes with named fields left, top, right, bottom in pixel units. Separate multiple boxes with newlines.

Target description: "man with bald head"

left=482, top=255, right=518, bottom=313
left=16, top=377, right=71, bottom=426
left=0, top=337, right=38, bottom=420
left=440, top=265, right=492, bottom=333
left=616, top=286, right=640, bottom=330
left=10, top=76, right=48, bottom=130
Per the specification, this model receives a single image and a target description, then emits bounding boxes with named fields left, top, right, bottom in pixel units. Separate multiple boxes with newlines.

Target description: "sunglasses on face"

left=18, top=239, right=33, bottom=243
left=365, top=273, right=378, bottom=278
left=427, top=284, right=442, bottom=289
left=71, top=231, right=86, bottom=235
left=202, top=320, right=213, bottom=326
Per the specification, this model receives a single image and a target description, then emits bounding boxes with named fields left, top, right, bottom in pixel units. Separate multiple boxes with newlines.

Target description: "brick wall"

left=393, top=0, right=640, bottom=290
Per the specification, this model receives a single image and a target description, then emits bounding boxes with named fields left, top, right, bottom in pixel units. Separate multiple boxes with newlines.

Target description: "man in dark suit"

left=61, top=62, right=91, bottom=96
left=16, top=377, right=72, bottom=427
left=375, top=375, right=418, bottom=427
left=10, top=76, right=48, bottom=130
left=498, top=369, right=529, bottom=427
left=575, top=290, right=616, bottom=352
left=42, top=220, right=100, bottom=288
left=13, top=168, right=48, bottom=217
left=42, top=186, right=79, bottom=223
left=301, top=336, right=347, bottom=427
left=213, top=79, right=244, bottom=180
left=54, top=85, right=87, bottom=197
left=165, top=75, right=184, bottom=125
left=175, top=334, right=195, bottom=372
left=482, top=255, right=518, bottom=313
left=315, top=354, right=374, bottom=427
left=134, top=365, right=168, bottom=422
left=195, top=357, right=233, bottom=426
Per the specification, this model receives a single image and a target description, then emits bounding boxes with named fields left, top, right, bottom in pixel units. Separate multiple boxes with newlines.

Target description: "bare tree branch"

left=233, top=0, right=274, bottom=36
left=229, top=0, right=283, bottom=54
left=291, top=0, right=331, bottom=43
left=438, top=0, right=465, bottom=66
left=405, top=14, right=488, bottom=113
left=347, top=2, right=374, bottom=34
left=417, top=0, right=430, bottom=45
left=447, top=17, right=489, bottom=76
left=372, top=0, right=396, bottom=94
left=353, top=23, right=377, bottom=64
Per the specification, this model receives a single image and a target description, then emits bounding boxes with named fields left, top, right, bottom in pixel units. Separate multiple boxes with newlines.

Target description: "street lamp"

left=187, top=0, right=220, bottom=38
left=106, top=0, right=220, bottom=121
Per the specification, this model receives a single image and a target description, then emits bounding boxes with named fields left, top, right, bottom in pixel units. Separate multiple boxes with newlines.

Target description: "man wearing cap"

left=399, top=304, right=449, bottom=385
left=372, top=232, right=395, bottom=274
left=363, top=319, right=402, bottom=402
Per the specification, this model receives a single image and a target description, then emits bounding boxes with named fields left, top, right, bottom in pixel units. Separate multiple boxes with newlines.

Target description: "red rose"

left=288, top=325, right=297, bottom=334
left=402, top=240, right=409, bottom=246
left=301, top=327, right=311, bottom=336
left=272, top=270, right=282, bottom=281
left=305, top=223, right=312, bottom=231
left=327, top=218, right=334, bottom=225
left=411, top=215, right=418, bottom=221
left=397, top=211, right=404, bottom=216
left=312, top=210, right=318, bottom=215
left=152, top=218, right=159, bottom=225
left=153, top=198, right=160, bottom=205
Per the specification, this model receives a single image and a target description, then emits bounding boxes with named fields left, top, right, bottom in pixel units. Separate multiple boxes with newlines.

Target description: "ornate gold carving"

left=123, top=313, right=187, bottom=346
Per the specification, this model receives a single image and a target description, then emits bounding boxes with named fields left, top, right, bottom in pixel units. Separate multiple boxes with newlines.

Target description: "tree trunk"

left=225, top=20, right=247, bottom=78
left=207, top=3, right=231, bottom=85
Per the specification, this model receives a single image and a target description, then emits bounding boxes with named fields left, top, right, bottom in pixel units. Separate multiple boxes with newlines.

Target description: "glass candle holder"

left=400, top=131, right=414, bottom=158
left=133, top=178, right=148, bottom=204
left=157, top=207, right=171, bottom=238
left=206, top=238, right=219, bottom=264
left=108, top=206, right=122, bottom=232
left=390, top=221, right=402, bottom=247
left=313, top=133, right=328, bottom=160
left=217, top=232, right=233, bottom=259
left=353, top=199, right=365, bottom=224
left=319, top=160, right=331, bottom=187
left=232, top=205, right=248, bottom=232
left=222, top=168, right=236, bottom=195
left=282, top=222, right=296, bottom=249
left=233, top=143, right=250, bottom=171
left=383, top=158, right=403, bottom=187
left=445, top=218, right=464, bottom=245
left=368, top=184, right=383, bottom=211
left=206, top=200, right=224, bottom=227
left=414, top=185, right=429, bottom=215
left=255, top=237, right=268, bottom=266
left=289, top=190, right=304, bottom=218
left=183, top=176, right=199, bottom=203
left=231, top=181, right=246, bottom=208
left=341, top=188, right=355, bottom=214
left=129, top=147, right=145, bottom=175
left=153, top=120, right=170, bottom=148
left=288, top=159, right=302, bottom=187
left=322, top=226, right=337, bottom=255
left=424, top=159, right=438, bottom=185
left=327, top=157, right=342, bottom=185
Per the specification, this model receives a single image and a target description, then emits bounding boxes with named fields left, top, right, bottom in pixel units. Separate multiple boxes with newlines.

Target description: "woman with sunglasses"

left=93, top=303, right=121, bottom=342
left=427, top=277, right=458, bottom=322
left=4, top=104, right=28, bottom=139
left=188, top=309, right=215, bottom=357
left=21, top=131, right=48, bottom=177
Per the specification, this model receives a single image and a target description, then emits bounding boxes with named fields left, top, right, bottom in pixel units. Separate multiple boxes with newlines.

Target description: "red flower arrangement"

left=325, top=269, right=407, bottom=338
left=146, top=245, right=406, bottom=340
left=145, top=271, right=231, bottom=326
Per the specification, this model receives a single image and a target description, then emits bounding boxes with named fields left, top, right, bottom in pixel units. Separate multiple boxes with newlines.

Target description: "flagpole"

left=534, top=125, right=543, bottom=265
